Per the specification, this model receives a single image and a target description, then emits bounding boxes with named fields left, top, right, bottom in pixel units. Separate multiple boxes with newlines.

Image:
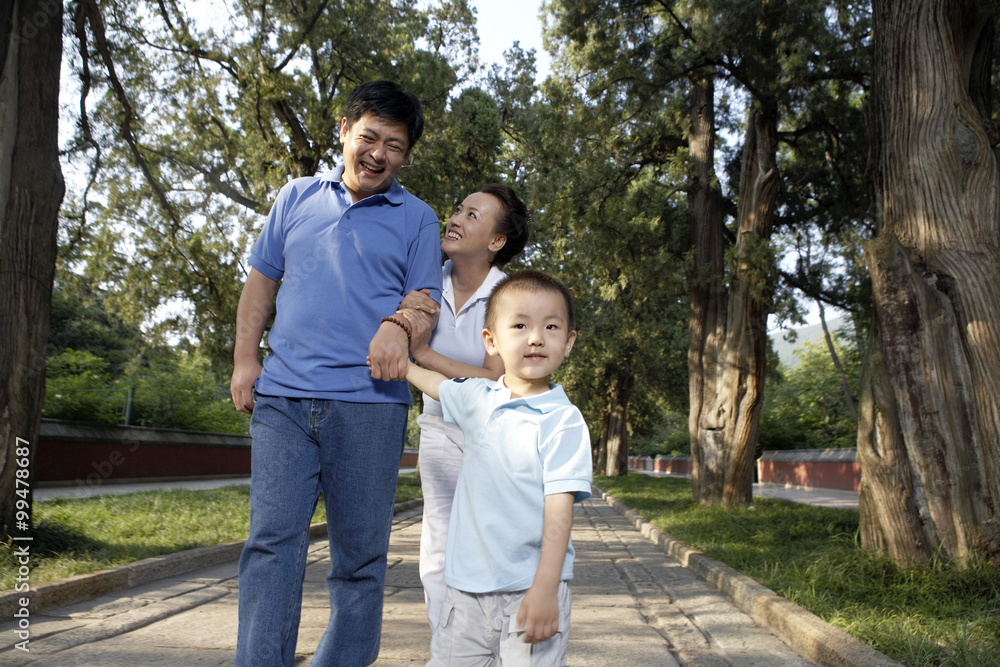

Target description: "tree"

left=64, top=0, right=479, bottom=373
left=544, top=0, right=871, bottom=499
left=861, top=0, right=1000, bottom=564
left=490, top=42, right=692, bottom=476
left=0, top=0, right=66, bottom=536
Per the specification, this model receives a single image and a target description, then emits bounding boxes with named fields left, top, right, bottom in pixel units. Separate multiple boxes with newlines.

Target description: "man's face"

left=339, top=113, right=411, bottom=202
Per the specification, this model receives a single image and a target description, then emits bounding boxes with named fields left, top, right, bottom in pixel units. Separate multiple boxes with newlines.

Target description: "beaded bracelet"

left=381, top=315, right=412, bottom=339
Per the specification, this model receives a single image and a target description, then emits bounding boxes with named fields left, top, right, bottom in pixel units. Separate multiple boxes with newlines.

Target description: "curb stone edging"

left=594, top=487, right=902, bottom=667
left=0, top=497, right=425, bottom=619
left=596, top=488, right=900, bottom=667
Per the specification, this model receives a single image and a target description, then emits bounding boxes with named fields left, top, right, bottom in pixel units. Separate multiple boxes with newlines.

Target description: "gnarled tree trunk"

left=687, top=74, right=779, bottom=506
left=862, top=0, right=1000, bottom=564
left=0, top=0, right=65, bottom=535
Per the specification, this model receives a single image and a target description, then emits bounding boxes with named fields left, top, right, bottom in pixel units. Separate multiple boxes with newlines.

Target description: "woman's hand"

left=399, top=289, right=440, bottom=315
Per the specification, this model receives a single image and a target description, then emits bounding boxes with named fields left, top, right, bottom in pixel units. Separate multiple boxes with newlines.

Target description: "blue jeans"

left=235, top=395, right=408, bottom=667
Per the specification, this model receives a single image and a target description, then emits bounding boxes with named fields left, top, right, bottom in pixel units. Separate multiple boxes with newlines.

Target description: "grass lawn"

left=1, top=474, right=423, bottom=589
left=595, top=473, right=1000, bottom=667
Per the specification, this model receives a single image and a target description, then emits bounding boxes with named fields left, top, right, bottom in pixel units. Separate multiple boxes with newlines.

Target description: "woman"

left=399, top=183, right=530, bottom=631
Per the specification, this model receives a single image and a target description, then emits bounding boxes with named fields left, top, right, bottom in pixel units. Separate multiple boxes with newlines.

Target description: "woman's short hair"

left=480, top=183, right=530, bottom=266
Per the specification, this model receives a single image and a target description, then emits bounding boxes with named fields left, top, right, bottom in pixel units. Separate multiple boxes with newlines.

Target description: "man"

left=230, top=80, right=442, bottom=666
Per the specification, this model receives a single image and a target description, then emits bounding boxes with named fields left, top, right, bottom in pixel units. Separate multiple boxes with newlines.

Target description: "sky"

left=472, top=0, right=552, bottom=80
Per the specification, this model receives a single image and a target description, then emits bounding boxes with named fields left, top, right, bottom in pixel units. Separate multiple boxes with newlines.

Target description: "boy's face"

left=483, top=288, right=576, bottom=395
left=339, top=112, right=411, bottom=202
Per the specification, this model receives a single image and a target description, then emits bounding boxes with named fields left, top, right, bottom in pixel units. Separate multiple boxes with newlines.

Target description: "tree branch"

left=271, top=0, right=332, bottom=72
left=78, top=0, right=184, bottom=235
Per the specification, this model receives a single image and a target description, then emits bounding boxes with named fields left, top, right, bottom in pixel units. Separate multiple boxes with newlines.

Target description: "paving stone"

left=0, top=498, right=883, bottom=667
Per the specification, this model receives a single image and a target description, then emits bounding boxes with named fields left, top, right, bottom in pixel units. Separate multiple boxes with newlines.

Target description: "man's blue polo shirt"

left=249, top=166, right=442, bottom=403
left=439, top=377, right=593, bottom=593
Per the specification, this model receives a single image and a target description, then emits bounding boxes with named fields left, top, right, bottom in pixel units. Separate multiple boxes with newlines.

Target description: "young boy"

left=404, top=270, right=593, bottom=665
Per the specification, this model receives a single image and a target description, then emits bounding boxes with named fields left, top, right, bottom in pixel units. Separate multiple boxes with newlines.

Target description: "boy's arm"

left=517, top=492, right=575, bottom=644
left=405, top=362, right=448, bottom=401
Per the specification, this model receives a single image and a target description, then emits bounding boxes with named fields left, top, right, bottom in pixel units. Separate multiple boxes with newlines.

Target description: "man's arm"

left=517, top=492, right=575, bottom=644
left=230, top=268, right=278, bottom=414
left=368, top=318, right=413, bottom=381
left=370, top=288, right=441, bottom=382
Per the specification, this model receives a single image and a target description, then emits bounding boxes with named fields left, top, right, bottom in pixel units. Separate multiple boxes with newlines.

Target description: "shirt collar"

left=442, top=261, right=506, bottom=309
left=487, top=376, right=569, bottom=413
left=320, top=165, right=405, bottom=205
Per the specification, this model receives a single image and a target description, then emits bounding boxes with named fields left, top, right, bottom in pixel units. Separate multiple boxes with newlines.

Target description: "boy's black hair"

left=484, top=270, right=575, bottom=332
left=344, top=80, right=425, bottom=149
left=480, top=183, right=530, bottom=267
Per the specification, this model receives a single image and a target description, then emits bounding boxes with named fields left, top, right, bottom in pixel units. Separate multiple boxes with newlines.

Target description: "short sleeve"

left=249, top=184, right=292, bottom=281
left=541, top=413, right=593, bottom=503
left=438, top=378, right=467, bottom=427
left=403, top=202, right=443, bottom=303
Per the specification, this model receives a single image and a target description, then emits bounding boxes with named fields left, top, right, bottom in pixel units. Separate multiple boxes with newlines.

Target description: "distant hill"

left=771, top=317, right=850, bottom=369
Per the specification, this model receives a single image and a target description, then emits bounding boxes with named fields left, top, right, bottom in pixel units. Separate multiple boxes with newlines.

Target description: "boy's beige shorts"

left=427, top=581, right=572, bottom=666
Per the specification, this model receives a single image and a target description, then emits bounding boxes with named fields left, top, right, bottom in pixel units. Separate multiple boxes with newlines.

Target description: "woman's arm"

left=397, top=308, right=504, bottom=380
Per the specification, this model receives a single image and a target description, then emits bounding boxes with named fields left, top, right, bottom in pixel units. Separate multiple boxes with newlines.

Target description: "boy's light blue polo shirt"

left=249, top=166, right=442, bottom=403
left=439, top=376, right=593, bottom=593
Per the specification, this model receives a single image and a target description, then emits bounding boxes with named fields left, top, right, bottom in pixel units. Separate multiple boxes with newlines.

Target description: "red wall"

left=654, top=456, right=691, bottom=475
left=629, top=449, right=860, bottom=492
left=36, top=439, right=251, bottom=484
left=35, top=420, right=419, bottom=486
left=757, top=460, right=860, bottom=492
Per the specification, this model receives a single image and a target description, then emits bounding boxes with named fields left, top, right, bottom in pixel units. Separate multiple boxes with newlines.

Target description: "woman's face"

left=441, top=192, right=507, bottom=261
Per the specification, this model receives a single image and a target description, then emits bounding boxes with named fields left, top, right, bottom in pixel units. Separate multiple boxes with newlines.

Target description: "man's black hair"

left=345, top=80, right=424, bottom=149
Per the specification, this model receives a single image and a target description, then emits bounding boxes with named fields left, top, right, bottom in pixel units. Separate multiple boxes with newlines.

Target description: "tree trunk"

left=594, top=419, right=608, bottom=476
left=862, top=0, right=1000, bottom=564
left=601, top=372, right=632, bottom=477
left=0, top=0, right=65, bottom=536
left=687, top=73, right=728, bottom=502
left=688, top=73, right=778, bottom=506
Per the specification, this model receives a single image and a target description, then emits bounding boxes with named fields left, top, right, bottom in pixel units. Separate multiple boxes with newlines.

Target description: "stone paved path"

left=2, top=498, right=815, bottom=666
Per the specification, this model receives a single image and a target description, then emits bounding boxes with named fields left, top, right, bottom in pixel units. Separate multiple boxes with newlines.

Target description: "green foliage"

left=595, top=474, right=1000, bottom=666
left=44, top=347, right=250, bottom=434
left=533, top=0, right=873, bottom=470
left=406, top=404, right=422, bottom=450
left=44, top=350, right=125, bottom=424
left=760, top=334, right=860, bottom=450
left=493, top=44, right=692, bottom=460
left=125, top=351, right=250, bottom=433
left=630, top=410, right=690, bottom=456
left=47, top=282, right=139, bottom=375
left=404, top=86, right=506, bottom=216
left=44, top=283, right=249, bottom=434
